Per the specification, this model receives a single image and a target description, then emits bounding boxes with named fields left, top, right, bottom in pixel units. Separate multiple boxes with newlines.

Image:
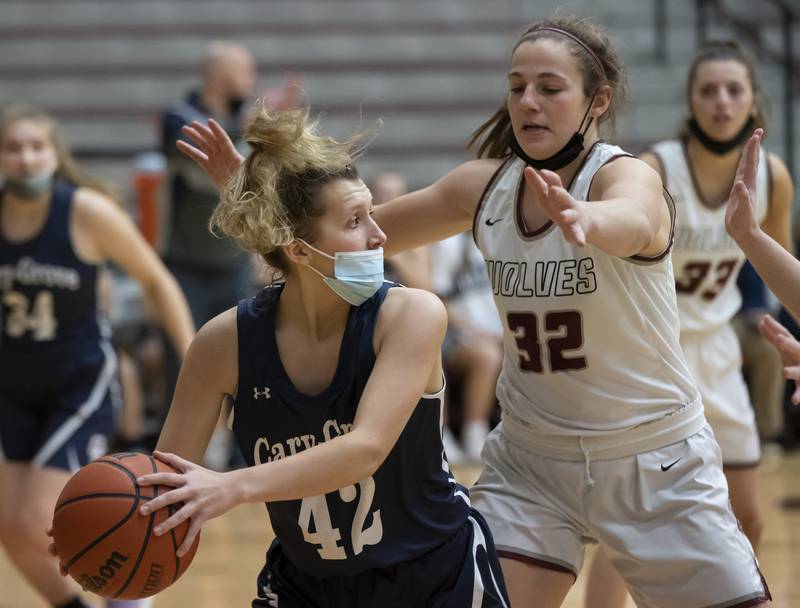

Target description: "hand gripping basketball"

left=50, top=452, right=200, bottom=600
left=137, top=450, right=240, bottom=556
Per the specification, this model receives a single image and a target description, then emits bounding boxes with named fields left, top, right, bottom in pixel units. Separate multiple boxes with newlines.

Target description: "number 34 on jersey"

left=1, top=289, right=57, bottom=341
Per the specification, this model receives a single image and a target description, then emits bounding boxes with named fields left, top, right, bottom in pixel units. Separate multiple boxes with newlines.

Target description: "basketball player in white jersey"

left=584, top=41, right=793, bottom=608
left=175, top=17, right=770, bottom=607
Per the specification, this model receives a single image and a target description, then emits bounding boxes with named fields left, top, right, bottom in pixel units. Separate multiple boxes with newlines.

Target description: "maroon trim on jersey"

left=515, top=176, right=553, bottom=238
left=723, top=582, right=771, bottom=608
left=584, top=152, right=633, bottom=202
left=515, top=141, right=603, bottom=239
left=497, top=550, right=577, bottom=579
left=629, top=188, right=676, bottom=263
left=644, top=146, right=667, bottom=184
left=473, top=159, right=512, bottom=249
left=681, top=138, right=731, bottom=210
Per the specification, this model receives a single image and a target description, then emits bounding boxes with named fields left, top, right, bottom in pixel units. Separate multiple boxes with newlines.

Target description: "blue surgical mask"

left=298, top=239, right=384, bottom=306
left=4, top=172, right=54, bottom=200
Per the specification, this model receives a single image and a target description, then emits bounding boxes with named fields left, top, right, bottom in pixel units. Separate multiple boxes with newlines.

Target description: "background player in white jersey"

left=176, top=16, right=769, bottom=607
left=103, top=106, right=509, bottom=607
left=584, top=40, right=793, bottom=608
left=0, top=106, right=195, bottom=608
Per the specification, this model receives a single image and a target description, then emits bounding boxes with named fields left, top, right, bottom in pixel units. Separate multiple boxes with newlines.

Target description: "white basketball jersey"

left=474, top=144, right=699, bottom=435
left=651, top=140, right=770, bottom=334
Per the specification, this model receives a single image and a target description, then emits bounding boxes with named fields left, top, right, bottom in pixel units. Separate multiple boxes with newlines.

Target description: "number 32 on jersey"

left=507, top=310, right=587, bottom=373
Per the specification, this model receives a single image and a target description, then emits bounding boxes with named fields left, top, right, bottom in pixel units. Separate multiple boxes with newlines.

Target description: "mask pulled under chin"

left=510, top=130, right=586, bottom=171
left=3, top=173, right=54, bottom=200
left=687, top=116, right=757, bottom=155
left=509, top=97, right=596, bottom=172
left=299, top=240, right=385, bottom=307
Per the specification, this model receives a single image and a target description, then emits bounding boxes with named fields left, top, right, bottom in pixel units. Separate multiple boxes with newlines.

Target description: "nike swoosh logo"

left=485, top=217, right=503, bottom=226
left=661, top=458, right=682, bottom=472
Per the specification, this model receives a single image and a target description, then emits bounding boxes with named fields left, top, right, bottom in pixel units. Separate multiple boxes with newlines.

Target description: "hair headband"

left=527, top=26, right=607, bottom=80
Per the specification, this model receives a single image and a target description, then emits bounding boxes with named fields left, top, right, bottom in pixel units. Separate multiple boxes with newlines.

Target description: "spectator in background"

left=733, top=261, right=785, bottom=446
left=431, top=232, right=502, bottom=463
left=370, top=172, right=432, bottom=289
left=160, top=42, right=298, bottom=469
left=161, top=41, right=256, bottom=334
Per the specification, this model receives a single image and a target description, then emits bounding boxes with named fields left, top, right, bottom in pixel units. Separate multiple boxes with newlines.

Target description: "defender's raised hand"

left=524, top=166, right=588, bottom=246
left=177, top=118, right=244, bottom=188
left=725, top=128, right=763, bottom=243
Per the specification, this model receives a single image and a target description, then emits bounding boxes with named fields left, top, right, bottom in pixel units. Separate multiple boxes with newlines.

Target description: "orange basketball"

left=52, top=452, right=200, bottom=600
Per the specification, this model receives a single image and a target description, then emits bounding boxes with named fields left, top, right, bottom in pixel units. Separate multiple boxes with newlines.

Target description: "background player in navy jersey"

left=0, top=105, right=195, bottom=608
left=176, top=16, right=769, bottom=607
left=130, top=105, right=509, bottom=607
left=584, top=40, right=794, bottom=608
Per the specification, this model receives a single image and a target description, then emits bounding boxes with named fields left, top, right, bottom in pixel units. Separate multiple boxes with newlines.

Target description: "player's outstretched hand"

left=137, top=451, right=240, bottom=557
left=759, top=314, right=800, bottom=405
left=725, top=128, right=763, bottom=244
left=45, top=525, right=68, bottom=576
left=177, top=118, right=244, bottom=188
left=524, top=167, right=588, bottom=246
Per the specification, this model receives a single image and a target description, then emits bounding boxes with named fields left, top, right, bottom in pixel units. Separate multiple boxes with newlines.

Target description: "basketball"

left=51, top=452, right=200, bottom=600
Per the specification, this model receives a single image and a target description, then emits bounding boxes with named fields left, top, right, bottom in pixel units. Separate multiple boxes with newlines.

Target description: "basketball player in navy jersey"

left=0, top=105, right=194, bottom=608
left=176, top=16, right=769, bottom=607
left=584, top=41, right=793, bottom=608
left=132, top=106, right=509, bottom=607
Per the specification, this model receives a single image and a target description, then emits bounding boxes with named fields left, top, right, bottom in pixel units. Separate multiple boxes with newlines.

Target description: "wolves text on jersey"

left=0, top=256, right=81, bottom=291
left=253, top=417, right=354, bottom=465
left=485, top=257, right=597, bottom=298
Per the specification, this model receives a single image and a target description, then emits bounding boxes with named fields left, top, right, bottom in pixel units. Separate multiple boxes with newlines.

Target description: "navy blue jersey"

left=0, top=181, right=105, bottom=362
left=233, top=282, right=471, bottom=578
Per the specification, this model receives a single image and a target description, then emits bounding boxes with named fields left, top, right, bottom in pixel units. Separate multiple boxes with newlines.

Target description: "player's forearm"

left=736, top=228, right=800, bottom=321
left=584, top=198, right=655, bottom=258
left=148, top=274, right=195, bottom=358
left=230, top=431, right=386, bottom=504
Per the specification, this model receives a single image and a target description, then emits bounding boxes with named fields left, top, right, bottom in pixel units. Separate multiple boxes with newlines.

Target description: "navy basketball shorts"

left=0, top=342, right=118, bottom=472
left=253, top=509, right=509, bottom=608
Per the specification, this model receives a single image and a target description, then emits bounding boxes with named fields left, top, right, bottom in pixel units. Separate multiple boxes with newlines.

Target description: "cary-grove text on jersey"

left=253, top=418, right=354, bottom=465
left=0, top=256, right=81, bottom=291
left=485, top=257, right=598, bottom=298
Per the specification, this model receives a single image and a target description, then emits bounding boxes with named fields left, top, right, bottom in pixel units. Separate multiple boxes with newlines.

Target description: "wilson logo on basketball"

left=139, top=562, right=165, bottom=597
left=77, top=550, right=130, bottom=592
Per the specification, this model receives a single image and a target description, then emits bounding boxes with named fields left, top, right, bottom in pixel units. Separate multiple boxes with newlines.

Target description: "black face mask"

left=509, top=97, right=595, bottom=171
left=687, top=115, right=756, bottom=155
left=227, top=96, right=247, bottom=116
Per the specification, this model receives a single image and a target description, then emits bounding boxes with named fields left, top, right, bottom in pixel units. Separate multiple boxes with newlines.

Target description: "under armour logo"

left=253, top=386, right=271, bottom=400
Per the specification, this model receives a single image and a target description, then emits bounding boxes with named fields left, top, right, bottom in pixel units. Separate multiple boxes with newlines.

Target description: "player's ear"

left=590, top=85, right=612, bottom=119
left=283, top=240, right=311, bottom=267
